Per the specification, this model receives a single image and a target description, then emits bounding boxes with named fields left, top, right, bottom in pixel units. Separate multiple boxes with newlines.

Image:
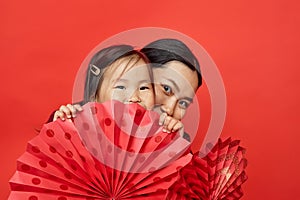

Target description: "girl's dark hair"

left=141, top=39, right=202, bottom=87
left=83, top=45, right=149, bottom=103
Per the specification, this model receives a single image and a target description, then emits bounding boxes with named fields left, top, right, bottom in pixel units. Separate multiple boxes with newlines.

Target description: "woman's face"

left=152, top=61, right=199, bottom=120
left=97, top=56, right=154, bottom=110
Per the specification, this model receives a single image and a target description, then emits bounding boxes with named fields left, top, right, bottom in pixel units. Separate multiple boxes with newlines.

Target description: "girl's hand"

left=53, top=104, right=83, bottom=121
left=159, top=113, right=184, bottom=134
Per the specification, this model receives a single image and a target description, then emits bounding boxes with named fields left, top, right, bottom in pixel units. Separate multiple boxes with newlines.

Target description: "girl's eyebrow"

left=116, top=78, right=129, bottom=83
left=117, top=78, right=151, bottom=84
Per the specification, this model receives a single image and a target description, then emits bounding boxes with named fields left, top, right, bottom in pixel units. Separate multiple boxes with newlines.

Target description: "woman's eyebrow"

left=183, top=97, right=193, bottom=103
left=166, top=78, right=180, bottom=91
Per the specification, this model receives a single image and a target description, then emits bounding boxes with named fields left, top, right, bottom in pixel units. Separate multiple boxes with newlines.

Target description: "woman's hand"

left=53, top=104, right=83, bottom=121
left=159, top=112, right=184, bottom=134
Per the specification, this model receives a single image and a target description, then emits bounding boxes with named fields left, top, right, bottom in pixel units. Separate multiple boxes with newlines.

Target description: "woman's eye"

left=114, top=85, right=126, bottom=90
left=178, top=100, right=190, bottom=109
left=162, top=84, right=172, bottom=95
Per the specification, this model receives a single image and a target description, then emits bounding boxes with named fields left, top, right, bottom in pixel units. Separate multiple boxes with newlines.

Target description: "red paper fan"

left=9, top=101, right=192, bottom=199
left=166, top=138, right=248, bottom=200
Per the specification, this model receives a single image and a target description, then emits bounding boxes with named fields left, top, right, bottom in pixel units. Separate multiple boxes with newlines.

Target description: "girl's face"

left=97, top=56, right=154, bottom=110
left=152, top=61, right=199, bottom=120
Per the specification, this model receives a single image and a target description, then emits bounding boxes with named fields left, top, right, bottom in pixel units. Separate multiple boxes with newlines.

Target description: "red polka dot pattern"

left=9, top=101, right=195, bottom=199
left=31, top=146, right=40, bottom=153
left=64, top=132, right=71, bottom=140
left=70, top=164, right=77, bottom=171
left=29, top=196, right=38, bottom=200
left=64, top=172, right=72, bottom=179
left=49, top=146, right=57, bottom=153
left=60, top=185, right=68, bottom=190
left=32, top=178, right=41, bottom=185
left=155, top=136, right=162, bottom=143
left=46, top=129, right=54, bottom=137
left=65, top=150, right=73, bottom=158
left=153, top=177, right=161, bottom=182
left=39, top=160, right=47, bottom=168
left=104, top=118, right=111, bottom=126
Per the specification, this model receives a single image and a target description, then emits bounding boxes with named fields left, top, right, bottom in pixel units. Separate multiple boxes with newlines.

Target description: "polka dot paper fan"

left=9, top=101, right=192, bottom=199
left=166, top=138, right=248, bottom=200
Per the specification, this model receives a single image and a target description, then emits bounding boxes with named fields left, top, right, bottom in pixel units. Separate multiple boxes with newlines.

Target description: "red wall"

left=1, top=0, right=299, bottom=199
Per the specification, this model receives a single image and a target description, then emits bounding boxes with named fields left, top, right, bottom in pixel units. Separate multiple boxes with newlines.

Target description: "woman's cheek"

left=154, top=89, right=165, bottom=105
left=174, top=108, right=186, bottom=120
left=141, top=91, right=155, bottom=109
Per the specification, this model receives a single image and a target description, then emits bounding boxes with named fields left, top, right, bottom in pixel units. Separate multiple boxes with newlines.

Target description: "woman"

left=141, top=38, right=202, bottom=122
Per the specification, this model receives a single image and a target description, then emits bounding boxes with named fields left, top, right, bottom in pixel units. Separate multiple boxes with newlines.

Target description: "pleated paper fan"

left=166, top=138, right=248, bottom=200
left=9, top=101, right=193, bottom=199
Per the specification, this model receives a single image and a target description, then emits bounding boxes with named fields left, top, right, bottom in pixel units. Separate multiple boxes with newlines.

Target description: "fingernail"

left=67, top=115, right=72, bottom=119
left=162, top=128, right=166, bottom=132
left=159, top=122, right=162, bottom=126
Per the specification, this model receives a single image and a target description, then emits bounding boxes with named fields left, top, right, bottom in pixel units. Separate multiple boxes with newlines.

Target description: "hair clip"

left=90, top=64, right=101, bottom=76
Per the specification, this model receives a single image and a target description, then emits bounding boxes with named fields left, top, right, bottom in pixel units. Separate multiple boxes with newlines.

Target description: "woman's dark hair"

left=83, top=45, right=149, bottom=103
left=141, top=39, right=202, bottom=87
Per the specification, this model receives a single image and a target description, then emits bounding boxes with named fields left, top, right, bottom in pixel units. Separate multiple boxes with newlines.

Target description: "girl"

left=53, top=44, right=183, bottom=133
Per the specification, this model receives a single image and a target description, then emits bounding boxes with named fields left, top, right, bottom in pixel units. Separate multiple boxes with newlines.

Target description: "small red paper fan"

left=9, top=101, right=192, bottom=199
left=166, top=138, right=248, bottom=200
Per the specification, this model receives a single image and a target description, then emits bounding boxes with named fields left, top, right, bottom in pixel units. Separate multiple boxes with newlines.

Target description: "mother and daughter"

left=52, top=38, right=202, bottom=141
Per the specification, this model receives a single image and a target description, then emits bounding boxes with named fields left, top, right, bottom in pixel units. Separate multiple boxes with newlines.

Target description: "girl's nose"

left=128, top=91, right=141, bottom=103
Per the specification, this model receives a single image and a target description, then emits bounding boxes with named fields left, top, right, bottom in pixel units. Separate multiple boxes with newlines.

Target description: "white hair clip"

left=90, top=64, right=101, bottom=76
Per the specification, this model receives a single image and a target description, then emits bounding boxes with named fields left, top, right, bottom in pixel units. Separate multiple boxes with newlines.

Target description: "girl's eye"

left=140, top=86, right=150, bottom=90
left=178, top=100, right=190, bottom=109
left=162, top=84, right=172, bottom=95
left=114, top=85, right=126, bottom=90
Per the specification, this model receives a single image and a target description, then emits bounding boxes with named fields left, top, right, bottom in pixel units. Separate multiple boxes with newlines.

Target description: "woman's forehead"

left=153, top=61, right=199, bottom=91
left=152, top=71, right=197, bottom=101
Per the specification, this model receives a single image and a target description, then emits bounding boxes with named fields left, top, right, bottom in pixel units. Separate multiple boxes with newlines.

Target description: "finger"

left=73, top=104, right=83, bottom=112
left=166, top=118, right=178, bottom=132
left=162, top=116, right=172, bottom=133
left=53, top=111, right=65, bottom=121
left=66, top=104, right=77, bottom=118
left=159, top=112, right=167, bottom=126
left=59, top=105, right=72, bottom=119
left=172, top=122, right=184, bottom=132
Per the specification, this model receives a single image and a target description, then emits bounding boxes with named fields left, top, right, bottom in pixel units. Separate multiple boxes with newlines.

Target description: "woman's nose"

left=160, top=97, right=177, bottom=116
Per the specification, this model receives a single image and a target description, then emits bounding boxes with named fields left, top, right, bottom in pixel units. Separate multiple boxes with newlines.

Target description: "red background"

left=1, top=0, right=299, bottom=199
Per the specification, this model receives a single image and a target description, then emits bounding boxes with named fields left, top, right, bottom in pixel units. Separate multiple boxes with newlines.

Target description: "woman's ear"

left=89, top=95, right=97, bottom=102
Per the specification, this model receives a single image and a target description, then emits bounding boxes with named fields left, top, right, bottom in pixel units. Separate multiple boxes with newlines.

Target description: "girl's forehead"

left=109, top=55, right=146, bottom=73
left=104, top=55, right=148, bottom=82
